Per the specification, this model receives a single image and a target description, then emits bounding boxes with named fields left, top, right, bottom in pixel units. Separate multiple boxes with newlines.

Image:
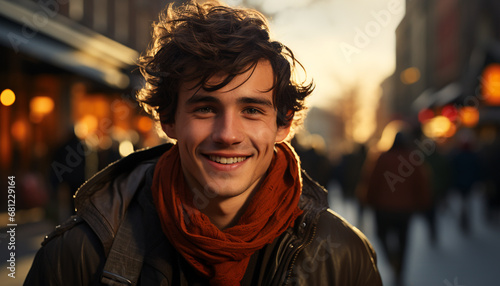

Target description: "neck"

left=194, top=187, right=258, bottom=230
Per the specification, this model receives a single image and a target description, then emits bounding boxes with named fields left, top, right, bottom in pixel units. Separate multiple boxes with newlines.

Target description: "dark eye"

left=244, top=108, right=262, bottom=115
left=196, top=106, right=214, bottom=113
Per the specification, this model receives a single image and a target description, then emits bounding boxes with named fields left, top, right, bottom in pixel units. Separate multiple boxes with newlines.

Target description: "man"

left=25, top=1, right=382, bottom=285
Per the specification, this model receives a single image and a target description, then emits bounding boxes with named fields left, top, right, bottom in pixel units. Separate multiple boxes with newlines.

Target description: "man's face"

left=163, top=60, right=290, bottom=200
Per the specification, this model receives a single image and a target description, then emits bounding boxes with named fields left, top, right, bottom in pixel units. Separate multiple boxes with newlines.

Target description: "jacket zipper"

left=282, top=223, right=317, bottom=285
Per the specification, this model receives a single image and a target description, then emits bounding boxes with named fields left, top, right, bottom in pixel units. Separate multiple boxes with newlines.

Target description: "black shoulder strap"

left=101, top=200, right=146, bottom=286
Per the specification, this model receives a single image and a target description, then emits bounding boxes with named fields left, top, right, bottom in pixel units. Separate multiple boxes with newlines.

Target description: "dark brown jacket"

left=24, top=144, right=382, bottom=286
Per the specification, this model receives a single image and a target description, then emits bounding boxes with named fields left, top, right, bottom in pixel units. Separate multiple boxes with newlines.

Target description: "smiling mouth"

left=208, top=155, right=249, bottom=164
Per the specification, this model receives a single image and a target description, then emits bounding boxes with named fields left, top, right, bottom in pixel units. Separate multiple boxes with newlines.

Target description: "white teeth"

left=209, top=155, right=247, bottom=164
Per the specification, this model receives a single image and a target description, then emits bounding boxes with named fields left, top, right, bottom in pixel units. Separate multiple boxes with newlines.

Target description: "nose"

left=212, top=111, right=244, bottom=146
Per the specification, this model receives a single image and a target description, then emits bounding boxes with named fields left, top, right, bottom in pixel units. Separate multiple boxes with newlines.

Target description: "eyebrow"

left=186, top=94, right=219, bottom=105
left=186, top=94, right=274, bottom=108
left=238, top=97, right=273, bottom=107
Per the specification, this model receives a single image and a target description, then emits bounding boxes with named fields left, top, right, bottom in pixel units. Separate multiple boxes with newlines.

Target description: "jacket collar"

left=74, top=143, right=329, bottom=253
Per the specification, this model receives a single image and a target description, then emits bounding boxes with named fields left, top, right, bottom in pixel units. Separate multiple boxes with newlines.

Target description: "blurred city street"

left=328, top=182, right=500, bottom=286
left=1, top=0, right=500, bottom=285
left=1, top=184, right=499, bottom=286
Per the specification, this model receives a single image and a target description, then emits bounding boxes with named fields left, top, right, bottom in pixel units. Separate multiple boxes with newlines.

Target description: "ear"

left=275, top=121, right=291, bottom=143
left=161, top=123, right=177, bottom=139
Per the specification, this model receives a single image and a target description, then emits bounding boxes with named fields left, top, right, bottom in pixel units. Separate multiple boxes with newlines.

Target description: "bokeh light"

left=74, top=115, right=99, bottom=139
left=119, top=140, right=134, bottom=157
left=422, top=115, right=456, bottom=138
left=11, top=120, right=29, bottom=142
left=441, top=105, right=459, bottom=122
left=30, top=96, right=54, bottom=122
left=460, top=106, right=480, bottom=127
left=1, top=89, right=16, bottom=106
left=418, top=108, right=434, bottom=123
left=137, top=116, right=153, bottom=133
left=400, top=67, right=421, bottom=85
left=481, top=63, right=500, bottom=105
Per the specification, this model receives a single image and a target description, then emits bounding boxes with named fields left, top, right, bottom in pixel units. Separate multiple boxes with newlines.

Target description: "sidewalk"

left=328, top=184, right=500, bottom=286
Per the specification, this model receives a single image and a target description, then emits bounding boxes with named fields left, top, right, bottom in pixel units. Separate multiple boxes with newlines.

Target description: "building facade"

left=0, top=0, right=173, bottom=212
left=380, top=0, right=500, bottom=139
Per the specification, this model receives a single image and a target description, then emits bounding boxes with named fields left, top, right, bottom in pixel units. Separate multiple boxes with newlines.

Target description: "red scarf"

left=151, top=142, right=303, bottom=285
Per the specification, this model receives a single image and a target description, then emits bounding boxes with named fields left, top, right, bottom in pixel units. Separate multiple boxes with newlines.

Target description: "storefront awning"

left=412, top=88, right=436, bottom=112
left=412, top=82, right=462, bottom=111
left=0, top=0, right=139, bottom=89
left=433, top=82, right=462, bottom=106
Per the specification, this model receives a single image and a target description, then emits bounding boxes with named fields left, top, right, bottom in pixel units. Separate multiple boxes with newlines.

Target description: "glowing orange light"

left=418, top=108, right=434, bottom=123
left=30, top=96, right=55, bottom=115
left=400, top=67, right=421, bottom=85
left=11, top=120, right=28, bottom=142
left=137, top=116, right=153, bottom=133
left=74, top=115, right=99, bottom=139
left=481, top=63, right=500, bottom=105
left=1, top=89, right=16, bottom=106
left=422, top=116, right=453, bottom=138
left=460, top=107, right=479, bottom=127
left=30, top=96, right=55, bottom=123
left=444, top=122, right=457, bottom=138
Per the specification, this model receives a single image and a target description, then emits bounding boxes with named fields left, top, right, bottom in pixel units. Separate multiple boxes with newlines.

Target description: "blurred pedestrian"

left=339, top=142, right=368, bottom=226
left=423, top=140, right=452, bottom=244
left=292, top=134, right=332, bottom=188
left=339, top=143, right=368, bottom=200
left=450, top=130, right=481, bottom=234
left=478, top=126, right=500, bottom=226
left=358, top=130, right=431, bottom=286
left=49, top=130, right=86, bottom=220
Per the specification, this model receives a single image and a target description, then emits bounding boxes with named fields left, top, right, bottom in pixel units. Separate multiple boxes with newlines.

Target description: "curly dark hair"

left=136, top=0, right=314, bottom=129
